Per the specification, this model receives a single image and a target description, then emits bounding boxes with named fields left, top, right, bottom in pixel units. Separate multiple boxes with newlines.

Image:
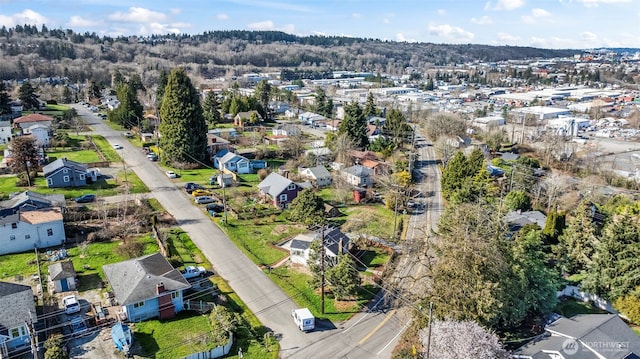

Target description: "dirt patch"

left=271, top=223, right=305, bottom=236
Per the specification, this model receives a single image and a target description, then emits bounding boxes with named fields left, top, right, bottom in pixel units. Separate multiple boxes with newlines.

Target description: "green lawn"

left=164, top=228, right=209, bottom=269
left=554, top=299, right=609, bottom=318
left=89, top=135, right=120, bottom=162
left=268, top=267, right=378, bottom=322
left=46, top=149, right=101, bottom=163
left=134, top=311, right=213, bottom=359
left=343, top=205, right=401, bottom=241
left=173, top=167, right=217, bottom=185
left=219, top=215, right=307, bottom=266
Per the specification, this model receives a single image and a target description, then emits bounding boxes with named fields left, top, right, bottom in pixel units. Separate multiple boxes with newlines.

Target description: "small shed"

left=49, top=260, right=77, bottom=292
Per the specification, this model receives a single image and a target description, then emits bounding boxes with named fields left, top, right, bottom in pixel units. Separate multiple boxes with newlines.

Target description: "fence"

left=183, top=333, right=233, bottom=359
left=556, top=285, right=617, bottom=313
left=183, top=300, right=216, bottom=314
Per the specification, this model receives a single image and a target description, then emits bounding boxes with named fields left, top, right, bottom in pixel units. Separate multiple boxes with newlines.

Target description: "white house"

left=289, top=227, right=352, bottom=267
left=0, top=121, right=12, bottom=144
left=0, top=208, right=66, bottom=255
left=28, top=124, right=50, bottom=146
left=341, top=165, right=373, bottom=187
left=299, top=166, right=332, bottom=188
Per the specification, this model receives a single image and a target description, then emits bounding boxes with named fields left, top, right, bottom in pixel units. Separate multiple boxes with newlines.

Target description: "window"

left=25, top=234, right=30, bottom=239
left=47, top=229, right=53, bottom=236
left=9, top=235, right=15, bottom=240
left=79, top=174, right=85, bottom=180
left=63, top=168, right=68, bottom=174
left=10, top=326, right=26, bottom=338
left=47, top=178, right=53, bottom=185
left=133, top=302, right=145, bottom=308
left=11, top=223, right=17, bottom=229
left=279, top=194, right=287, bottom=202
left=63, top=176, right=70, bottom=182
left=287, top=183, right=296, bottom=190
left=171, top=291, right=180, bottom=300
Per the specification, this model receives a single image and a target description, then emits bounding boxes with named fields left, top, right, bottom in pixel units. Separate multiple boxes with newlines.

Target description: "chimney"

left=156, top=282, right=165, bottom=295
left=338, top=238, right=343, bottom=254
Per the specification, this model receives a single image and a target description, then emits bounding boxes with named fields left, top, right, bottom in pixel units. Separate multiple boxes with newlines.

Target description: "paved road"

left=73, top=105, right=318, bottom=356
left=77, top=106, right=404, bottom=358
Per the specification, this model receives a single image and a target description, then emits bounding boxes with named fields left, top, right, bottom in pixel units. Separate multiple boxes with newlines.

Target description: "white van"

left=292, top=308, right=315, bottom=332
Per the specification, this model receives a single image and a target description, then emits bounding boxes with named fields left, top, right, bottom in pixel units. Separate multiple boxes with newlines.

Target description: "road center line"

left=358, top=309, right=397, bottom=346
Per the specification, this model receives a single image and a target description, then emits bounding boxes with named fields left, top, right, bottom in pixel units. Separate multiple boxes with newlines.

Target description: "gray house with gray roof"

left=42, top=158, right=89, bottom=188
left=258, top=172, right=312, bottom=208
left=103, top=252, right=191, bottom=322
left=0, top=282, right=36, bottom=356
left=0, top=191, right=65, bottom=218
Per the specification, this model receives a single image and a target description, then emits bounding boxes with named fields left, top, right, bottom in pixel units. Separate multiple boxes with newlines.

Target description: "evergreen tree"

left=557, top=201, right=600, bottom=274
left=88, top=80, right=101, bottom=100
left=159, top=68, right=208, bottom=165
left=383, top=108, right=412, bottom=146
left=441, top=149, right=487, bottom=202
left=326, top=254, right=361, bottom=300
left=202, top=91, right=222, bottom=126
left=363, top=92, right=379, bottom=118
left=156, top=69, right=168, bottom=109
left=288, top=188, right=325, bottom=225
left=254, top=79, right=271, bottom=119
left=315, top=87, right=333, bottom=118
left=108, top=82, right=143, bottom=129
left=18, top=82, right=40, bottom=110
left=0, top=83, right=11, bottom=115
left=338, top=102, right=368, bottom=149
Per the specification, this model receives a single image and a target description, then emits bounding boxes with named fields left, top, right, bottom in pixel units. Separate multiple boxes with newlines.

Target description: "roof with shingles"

left=13, top=113, right=54, bottom=124
left=258, top=172, right=294, bottom=198
left=103, top=253, right=190, bottom=306
left=42, top=158, right=88, bottom=177
left=0, top=282, right=36, bottom=330
left=48, top=260, right=76, bottom=281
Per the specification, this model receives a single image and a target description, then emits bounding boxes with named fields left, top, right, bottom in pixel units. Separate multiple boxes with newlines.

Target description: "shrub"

left=257, top=168, right=270, bottom=181
left=614, top=290, right=640, bottom=325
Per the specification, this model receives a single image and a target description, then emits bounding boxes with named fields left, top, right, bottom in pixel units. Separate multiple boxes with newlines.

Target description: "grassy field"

left=553, top=298, right=609, bottom=318
left=219, top=215, right=307, bottom=266
left=343, top=205, right=401, bottom=241
left=46, top=149, right=101, bottom=163
left=134, top=311, right=213, bottom=359
left=89, top=135, right=120, bottom=162
left=268, top=267, right=378, bottom=322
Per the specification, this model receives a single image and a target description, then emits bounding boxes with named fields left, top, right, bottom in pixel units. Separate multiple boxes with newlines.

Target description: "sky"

left=1, top=0, right=639, bottom=49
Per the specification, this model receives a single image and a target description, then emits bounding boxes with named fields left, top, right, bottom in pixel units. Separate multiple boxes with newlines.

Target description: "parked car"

left=123, top=131, right=133, bottom=138
left=63, top=295, right=81, bottom=315
left=194, top=196, right=216, bottom=204
left=191, top=189, right=213, bottom=197
left=113, top=144, right=123, bottom=150
left=184, top=182, right=205, bottom=193
left=181, top=266, right=206, bottom=279
left=69, top=316, right=88, bottom=336
left=147, top=153, right=158, bottom=161
left=206, top=203, right=225, bottom=213
left=166, top=170, right=178, bottom=178
left=75, top=194, right=96, bottom=203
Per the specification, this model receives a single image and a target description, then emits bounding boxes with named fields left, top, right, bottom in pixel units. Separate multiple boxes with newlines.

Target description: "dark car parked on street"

left=75, top=194, right=96, bottom=203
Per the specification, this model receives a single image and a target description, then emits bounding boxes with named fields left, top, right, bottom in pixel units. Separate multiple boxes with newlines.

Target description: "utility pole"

left=320, top=224, right=326, bottom=314
left=392, top=187, right=400, bottom=239
left=426, top=302, right=433, bottom=359
left=26, top=317, right=39, bottom=359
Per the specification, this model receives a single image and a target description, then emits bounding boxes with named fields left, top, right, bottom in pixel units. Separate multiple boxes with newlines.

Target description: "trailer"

left=292, top=308, right=315, bottom=332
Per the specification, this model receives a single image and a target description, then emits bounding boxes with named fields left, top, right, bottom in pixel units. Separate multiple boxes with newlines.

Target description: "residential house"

left=505, top=210, right=547, bottom=232
left=215, top=173, right=235, bottom=188
left=299, top=166, right=332, bottom=188
left=273, top=124, right=302, bottom=137
left=215, top=151, right=251, bottom=174
left=12, top=113, right=54, bottom=134
left=289, top=227, right=352, bottom=266
left=206, top=134, right=231, bottom=159
left=48, top=260, right=76, bottom=292
left=0, top=121, right=12, bottom=144
left=234, top=111, right=261, bottom=128
left=208, top=128, right=238, bottom=139
left=0, top=282, right=37, bottom=357
left=0, top=191, right=65, bottom=218
left=360, top=159, right=389, bottom=177
left=102, top=252, right=191, bottom=322
left=366, top=124, right=381, bottom=142
left=513, top=314, right=640, bottom=359
left=0, top=207, right=66, bottom=255
left=268, top=101, right=290, bottom=115
left=341, top=165, right=373, bottom=187
left=258, top=172, right=311, bottom=208
left=28, top=124, right=50, bottom=147
left=298, top=111, right=326, bottom=126
left=42, top=158, right=89, bottom=188
left=326, top=120, right=341, bottom=132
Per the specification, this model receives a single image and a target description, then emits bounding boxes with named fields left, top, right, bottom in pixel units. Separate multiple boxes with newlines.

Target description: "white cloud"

left=216, top=13, right=229, bottom=20
left=471, top=16, right=493, bottom=25
left=577, top=0, right=631, bottom=7
left=437, top=9, right=446, bottom=16
left=247, top=20, right=295, bottom=33
left=352, top=13, right=362, bottom=19
left=108, top=7, right=167, bottom=23
left=0, top=9, right=49, bottom=28
left=532, top=8, right=551, bottom=17
left=496, top=32, right=521, bottom=43
left=67, top=15, right=101, bottom=28
left=144, top=23, right=181, bottom=35
left=486, top=0, right=525, bottom=11
left=170, top=8, right=182, bottom=15
left=428, top=23, right=475, bottom=41
left=396, top=33, right=417, bottom=43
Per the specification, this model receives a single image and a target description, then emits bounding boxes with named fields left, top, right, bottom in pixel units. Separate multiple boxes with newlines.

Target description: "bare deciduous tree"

left=421, top=113, right=466, bottom=142
left=418, top=319, right=509, bottom=359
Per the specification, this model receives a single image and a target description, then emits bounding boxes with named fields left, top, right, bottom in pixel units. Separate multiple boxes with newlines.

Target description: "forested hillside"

left=0, top=25, right=579, bottom=85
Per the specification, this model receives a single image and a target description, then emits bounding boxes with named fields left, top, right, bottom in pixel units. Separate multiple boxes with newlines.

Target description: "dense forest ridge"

left=0, top=25, right=581, bottom=83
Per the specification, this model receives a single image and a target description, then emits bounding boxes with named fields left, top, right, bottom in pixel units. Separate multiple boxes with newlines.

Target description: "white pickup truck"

left=182, top=266, right=207, bottom=279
